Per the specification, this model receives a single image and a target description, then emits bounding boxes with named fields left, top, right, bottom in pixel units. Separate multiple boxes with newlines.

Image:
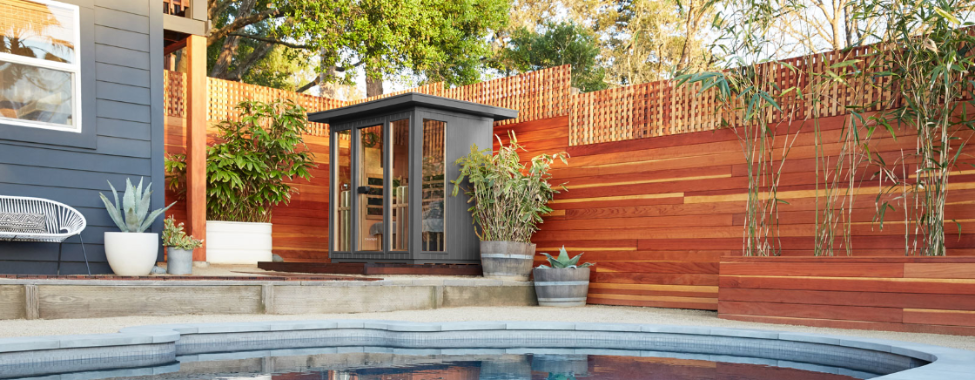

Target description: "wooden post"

left=186, top=35, right=208, bottom=262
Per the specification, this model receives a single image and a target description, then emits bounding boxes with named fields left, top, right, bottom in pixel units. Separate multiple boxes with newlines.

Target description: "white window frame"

left=0, top=0, right=82, bottom=133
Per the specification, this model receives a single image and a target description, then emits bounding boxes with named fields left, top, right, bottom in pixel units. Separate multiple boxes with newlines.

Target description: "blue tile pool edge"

left=0, top=320, right=972, bottom=380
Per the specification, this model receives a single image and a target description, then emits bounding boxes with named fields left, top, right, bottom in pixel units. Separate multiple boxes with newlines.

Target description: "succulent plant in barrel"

left=539, top=247, right=593, bottom=269
left=534, top=246, right=593, bottom=307
left=99, top=177, right=175, bottom=276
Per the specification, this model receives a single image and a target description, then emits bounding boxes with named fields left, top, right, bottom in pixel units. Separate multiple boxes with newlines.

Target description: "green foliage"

left=99, top=178, right=174, bottom=233
left=538, top=246, right=592, bottom=269
left=166, top=99, right=316, bottom=223
left=451, top=132, right=568, bottom=242
left=161, top=216, right=203, bottom=250
left=494, top=22, right=608, bottom=92
left=208, top=0, right=510, bottom=89
left=864, top=0, right=975, bottom=256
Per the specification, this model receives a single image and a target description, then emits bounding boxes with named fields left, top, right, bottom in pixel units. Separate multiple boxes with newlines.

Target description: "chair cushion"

left=0, top=213, right=47, bottom=234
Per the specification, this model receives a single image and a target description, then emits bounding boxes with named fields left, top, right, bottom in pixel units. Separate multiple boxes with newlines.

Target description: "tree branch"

left=229, top=33, right=313, bottom=50
left=208, top=8, right=286, bottom=45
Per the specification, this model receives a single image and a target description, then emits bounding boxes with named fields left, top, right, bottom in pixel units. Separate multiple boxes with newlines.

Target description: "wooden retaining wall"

left=719, top=256, right=975, bottom=336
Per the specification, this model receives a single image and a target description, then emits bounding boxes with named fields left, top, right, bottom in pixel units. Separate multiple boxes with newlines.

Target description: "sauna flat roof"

left=308, top=92, right=519, bottom=124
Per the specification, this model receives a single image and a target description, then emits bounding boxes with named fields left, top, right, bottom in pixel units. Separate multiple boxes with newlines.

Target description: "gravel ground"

left=1, top=305, right=974, bottom=351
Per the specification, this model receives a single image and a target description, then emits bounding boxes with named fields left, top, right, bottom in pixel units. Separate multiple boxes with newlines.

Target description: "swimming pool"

left=0, top=321, right=971, bottom=379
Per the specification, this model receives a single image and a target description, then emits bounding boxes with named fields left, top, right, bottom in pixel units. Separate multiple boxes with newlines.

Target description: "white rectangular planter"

left=205, top=221, right=273, bottom=264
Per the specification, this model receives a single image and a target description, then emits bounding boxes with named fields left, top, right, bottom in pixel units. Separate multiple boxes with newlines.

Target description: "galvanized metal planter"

left=166, top=247, right=193, bottom=275
left=480, top=241, right=536, bottom=281
left=532, top=267, right=591, bottom=307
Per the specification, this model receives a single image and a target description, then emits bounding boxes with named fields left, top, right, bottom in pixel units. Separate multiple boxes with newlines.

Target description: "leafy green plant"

left=451, top=131, right=568, bottom=242
left=538, top=246, right=592, bottom=269
left=161, top=216, right=203, bottom=250
left=99, top=178, right=174, bottom=233
left=864, top=0, right=975, bottom=256
left=166, top=99, right=316, bottom=223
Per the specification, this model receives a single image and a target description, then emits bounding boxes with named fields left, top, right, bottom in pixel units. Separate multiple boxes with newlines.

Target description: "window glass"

left=0, top=0, right=80, bottom=131
left=390, top=118, right=409, bottom=251
left=422, top=119, right=445, bottom=251
left=333, top=130, right=352, bottom=251
left=0, top=0, right=76, bottom=64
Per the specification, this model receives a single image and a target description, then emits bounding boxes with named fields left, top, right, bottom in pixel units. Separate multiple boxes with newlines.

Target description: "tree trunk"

left=210, top=35, right=240, bottom=78
left=227, top=43, right=274, bottom=81
left=209, top=0, right=257, bottom=78
left=320, top=64, right=338, bottom=98
left=365, top=64, right=383, bottom=97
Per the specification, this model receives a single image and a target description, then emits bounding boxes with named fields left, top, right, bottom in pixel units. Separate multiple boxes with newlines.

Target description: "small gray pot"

left=166, top=247, right=194, bottom=275
left=533, top=266, right=590, bottom=307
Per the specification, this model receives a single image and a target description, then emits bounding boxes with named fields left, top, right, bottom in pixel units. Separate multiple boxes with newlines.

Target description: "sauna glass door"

left=357, top=124, right=384, bottom=252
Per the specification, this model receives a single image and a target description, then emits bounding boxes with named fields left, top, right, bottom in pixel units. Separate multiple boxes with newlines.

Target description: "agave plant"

left=99, top=178, right=174, bottom=233
left=538, top=246, right=592, bottom=269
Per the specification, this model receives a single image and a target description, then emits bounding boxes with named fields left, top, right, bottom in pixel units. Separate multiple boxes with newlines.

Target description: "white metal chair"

left=0, top=195, right=89, bottom=275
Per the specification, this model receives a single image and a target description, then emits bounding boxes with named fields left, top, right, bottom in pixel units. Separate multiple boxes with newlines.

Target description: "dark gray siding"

left=0, top=0, right=164, bottom=274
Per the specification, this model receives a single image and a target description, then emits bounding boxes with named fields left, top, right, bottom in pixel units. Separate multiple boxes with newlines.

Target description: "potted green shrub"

left=166, top=99, right=315, bottom=264
left=162, top=216, right=203, bottom=275
left=452, top=132, right=567, bottom=281
left=99, top=178, right=174, bottom=276
left=534, top=246, right=592, bottom=307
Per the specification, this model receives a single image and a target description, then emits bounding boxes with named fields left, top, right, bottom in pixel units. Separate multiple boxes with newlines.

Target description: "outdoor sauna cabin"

left=309, top=93, right=518, bottom=264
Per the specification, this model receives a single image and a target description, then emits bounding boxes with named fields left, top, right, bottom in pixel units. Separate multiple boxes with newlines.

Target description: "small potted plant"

left=162, top=216, right=203, bottom=275
left=534, top=246, right=592, bottom=307
left=452, top=132, right=567, bottom=281
left=100, top=178, right=174, bottom=276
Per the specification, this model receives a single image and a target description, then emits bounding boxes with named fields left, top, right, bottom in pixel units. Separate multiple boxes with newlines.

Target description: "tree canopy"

left=206, top=0, right=509, bottom=95
left=494, top=22, right=608, bottom=92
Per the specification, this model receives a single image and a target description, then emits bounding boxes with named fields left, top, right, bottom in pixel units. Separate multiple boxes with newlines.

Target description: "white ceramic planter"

left=104, top=232, right=159, bottom=276
left=205, top=221, right=273, bottom=264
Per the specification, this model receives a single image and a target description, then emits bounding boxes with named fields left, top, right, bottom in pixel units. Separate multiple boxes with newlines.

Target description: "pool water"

left=99, top=351, right=872, bottom=380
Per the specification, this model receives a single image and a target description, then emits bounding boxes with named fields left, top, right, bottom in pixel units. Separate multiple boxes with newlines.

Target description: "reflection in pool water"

left=106, top=352, right=869, bottom=380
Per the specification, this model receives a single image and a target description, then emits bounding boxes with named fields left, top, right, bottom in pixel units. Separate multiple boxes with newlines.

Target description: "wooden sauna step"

left=257, top=262, right=483, bottom=276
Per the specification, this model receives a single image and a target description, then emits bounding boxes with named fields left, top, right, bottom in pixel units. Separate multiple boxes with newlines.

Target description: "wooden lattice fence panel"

left=164, top=71, right=186, bottom=118
left=205, top=77, right=347, bottom=136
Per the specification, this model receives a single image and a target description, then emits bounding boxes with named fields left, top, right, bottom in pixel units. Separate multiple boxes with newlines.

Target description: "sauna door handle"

left=357, top=185, right=372, bottom=194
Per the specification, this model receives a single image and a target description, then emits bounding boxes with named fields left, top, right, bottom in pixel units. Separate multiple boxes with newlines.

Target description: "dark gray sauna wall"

left=0, top=0, right=165, bottom=274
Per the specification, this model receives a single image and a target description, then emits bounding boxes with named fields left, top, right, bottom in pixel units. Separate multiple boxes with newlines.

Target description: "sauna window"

left=422, top=119, right=446, bottom=251
left=389, top=118, right=409, bottom=251
left=332, top=129, right=352, bottom=251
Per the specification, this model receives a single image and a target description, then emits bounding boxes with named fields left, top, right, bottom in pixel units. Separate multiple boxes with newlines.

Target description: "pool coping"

left=1, top=320, right=972, bottom=379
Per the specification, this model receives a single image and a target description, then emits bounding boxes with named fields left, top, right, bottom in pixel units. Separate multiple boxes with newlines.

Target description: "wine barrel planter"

left=532, top=267, right=591, bottom=307
left=480, top=241, right=536, bottom=281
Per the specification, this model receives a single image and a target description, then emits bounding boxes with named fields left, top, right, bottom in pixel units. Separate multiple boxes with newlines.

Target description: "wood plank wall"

left=720, top=256, right=975, bottom=336
left=496, top=111, right=975, bottom=311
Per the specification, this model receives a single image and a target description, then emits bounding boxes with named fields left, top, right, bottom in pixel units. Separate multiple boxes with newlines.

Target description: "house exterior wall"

left=0, top=0, right=165, bottom=274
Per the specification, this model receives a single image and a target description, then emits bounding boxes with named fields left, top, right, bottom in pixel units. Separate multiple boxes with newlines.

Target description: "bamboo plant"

left=865, top=0, right=975, bottom=256
left=451, top=131, right=568, bottom=242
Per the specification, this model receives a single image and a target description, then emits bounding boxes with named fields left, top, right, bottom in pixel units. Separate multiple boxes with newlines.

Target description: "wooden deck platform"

left=257, top=262, right=483, bottom=276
